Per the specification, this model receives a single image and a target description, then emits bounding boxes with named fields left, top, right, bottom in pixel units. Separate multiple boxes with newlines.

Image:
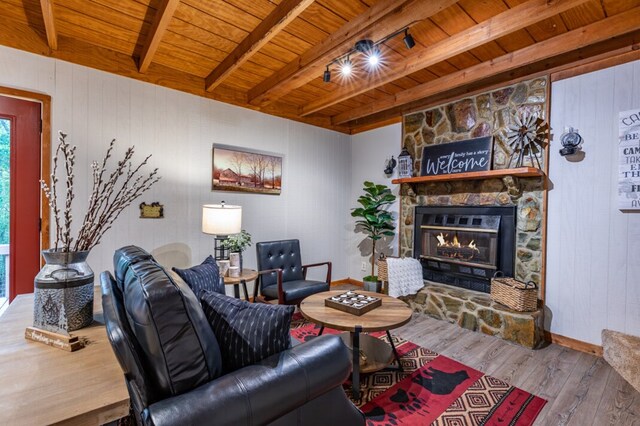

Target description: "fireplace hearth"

left=414, top=206, right=516, bottom=293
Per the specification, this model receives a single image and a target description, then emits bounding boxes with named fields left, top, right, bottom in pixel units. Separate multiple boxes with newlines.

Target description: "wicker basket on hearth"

left=490, top=271, right=538, bottom=312
left=377, top=254, right=399, bottom=282
left=377, top=257, right=388, bottom=282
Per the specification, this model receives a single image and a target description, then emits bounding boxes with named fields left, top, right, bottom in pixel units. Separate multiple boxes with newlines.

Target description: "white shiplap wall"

left=0, top=46, right=351, bottom=294
left=547, top=59, right=640, bottom=345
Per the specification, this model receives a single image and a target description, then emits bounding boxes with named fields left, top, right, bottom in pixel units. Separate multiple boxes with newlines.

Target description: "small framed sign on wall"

left=420, top=136, right=492, bottom=176
left=619, top=108, right=640, bottom=211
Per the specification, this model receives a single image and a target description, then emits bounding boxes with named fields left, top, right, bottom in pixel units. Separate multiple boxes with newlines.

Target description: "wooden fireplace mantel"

left=391, top=167, right=545, bottom=185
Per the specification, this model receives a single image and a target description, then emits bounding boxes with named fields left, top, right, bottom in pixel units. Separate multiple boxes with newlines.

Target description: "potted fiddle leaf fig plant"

left=351, top=181, right=396, bottom=292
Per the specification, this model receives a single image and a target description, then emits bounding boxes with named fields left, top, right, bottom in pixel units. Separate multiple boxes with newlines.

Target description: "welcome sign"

left=620, top=108, right=640, bottom=211
left=420, top=137, right=492, bottom=176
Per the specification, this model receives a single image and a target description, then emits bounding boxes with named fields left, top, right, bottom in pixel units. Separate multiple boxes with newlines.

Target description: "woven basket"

left=490, top=271, right=538, bottom=312
left=377, top=258, right=388, bottom=282
left=377, top=255, right=400, bottom=282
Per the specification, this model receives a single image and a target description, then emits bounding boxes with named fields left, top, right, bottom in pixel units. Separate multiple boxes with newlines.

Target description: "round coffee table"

left=299, top=290, right=412, bottom=399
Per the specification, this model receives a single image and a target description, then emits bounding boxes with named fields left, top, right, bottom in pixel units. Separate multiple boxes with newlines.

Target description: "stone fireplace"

left=415, top=205, right=516, bottom=293
left=396, top=77, right=547, bottom=348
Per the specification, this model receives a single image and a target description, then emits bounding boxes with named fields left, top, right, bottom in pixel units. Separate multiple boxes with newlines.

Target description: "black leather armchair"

left=102, top=246, right=363, bottom=426
left=255, top=239, right=332, bottom=305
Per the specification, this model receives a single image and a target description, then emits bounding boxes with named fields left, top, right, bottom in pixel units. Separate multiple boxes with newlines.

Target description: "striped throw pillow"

left=200, top=291, right=295, bottom=373
left=172, top=256, right=223, bottom=298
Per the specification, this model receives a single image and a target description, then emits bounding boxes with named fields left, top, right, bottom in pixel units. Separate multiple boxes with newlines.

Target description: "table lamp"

left=202, top=202, right=242, bottom=260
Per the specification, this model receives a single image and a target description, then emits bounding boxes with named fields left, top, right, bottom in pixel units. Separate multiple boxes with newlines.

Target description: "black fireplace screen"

left=414, top=207, right=516, bottom=293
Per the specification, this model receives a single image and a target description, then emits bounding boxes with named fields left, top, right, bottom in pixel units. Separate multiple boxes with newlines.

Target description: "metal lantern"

left=559, top=127, right=583, bottom=156
left=398, top=147, right=413, bottom=178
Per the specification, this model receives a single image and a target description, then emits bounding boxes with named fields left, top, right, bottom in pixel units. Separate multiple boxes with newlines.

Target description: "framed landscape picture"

left=212, top=145, right=283, bottom=195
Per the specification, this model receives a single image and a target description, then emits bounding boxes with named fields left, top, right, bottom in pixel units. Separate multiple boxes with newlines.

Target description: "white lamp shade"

left=202, top=204, right=242, bottom=235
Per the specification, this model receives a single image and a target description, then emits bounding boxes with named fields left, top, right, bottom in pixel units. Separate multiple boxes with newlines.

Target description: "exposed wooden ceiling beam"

left=333, top=6, right=640, bottom=125
left=0, top=15, right=350, bottom=133
left=205, top=0, right=314, bottom=92
left=347, top=32, right=640, bottom=133
left=550, top=44, right=640, bottom=82
left=247, top=0, right=459, bottom=107
left=348, top=116, right=402, bottom=135
left=39, top=0, right=57, bottom=50
left=300, top=0, right=589, bottom=117
left=138, top=0, right=180, bottom=74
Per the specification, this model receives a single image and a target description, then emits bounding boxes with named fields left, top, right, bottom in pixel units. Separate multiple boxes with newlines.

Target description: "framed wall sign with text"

left=619, top=108, right=640, bottom=211
left=420, top=136, right=493, bottom=176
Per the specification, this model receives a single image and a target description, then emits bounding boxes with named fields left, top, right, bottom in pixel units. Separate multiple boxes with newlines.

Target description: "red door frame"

left=0, top=87, right=51, bottom=301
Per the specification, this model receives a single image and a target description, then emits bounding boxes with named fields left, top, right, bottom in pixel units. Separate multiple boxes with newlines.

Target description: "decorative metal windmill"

left=505, top=112, right=549, bottom=169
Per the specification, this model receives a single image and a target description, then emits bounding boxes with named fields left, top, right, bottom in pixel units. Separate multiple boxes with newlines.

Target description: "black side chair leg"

left=386, top=330, right=403, bottom=372
left=253, top=277, right=260, bottom=303
left=318, top=326, right=324, bottom=336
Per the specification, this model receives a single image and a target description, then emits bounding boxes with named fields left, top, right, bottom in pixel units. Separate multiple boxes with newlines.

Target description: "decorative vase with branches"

left=351, top=181, right=396, bottom=283
left=40, top=131, right=161, bottom=253
left=35, top=131, right=160, bottom=333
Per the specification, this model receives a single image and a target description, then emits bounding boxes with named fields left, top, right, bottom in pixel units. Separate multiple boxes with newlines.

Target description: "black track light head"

left=354, top=39, right=375, bottom=53
left=403, top=29, right=415, bottom=49
left=323, top=66, right=331, bottom=83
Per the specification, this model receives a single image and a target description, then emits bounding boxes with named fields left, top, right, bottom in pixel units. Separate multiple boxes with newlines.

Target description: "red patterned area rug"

left=291, top=318, right=546, bottom=426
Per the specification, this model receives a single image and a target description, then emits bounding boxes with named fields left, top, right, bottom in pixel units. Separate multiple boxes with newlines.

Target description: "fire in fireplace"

left=435, top=233, right=479, bottom=261
left=414, top=206, right=516, bottom=293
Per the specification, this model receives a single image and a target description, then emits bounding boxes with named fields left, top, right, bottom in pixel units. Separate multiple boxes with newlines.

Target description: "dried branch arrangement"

left=41, top=131, right=161, bottom=252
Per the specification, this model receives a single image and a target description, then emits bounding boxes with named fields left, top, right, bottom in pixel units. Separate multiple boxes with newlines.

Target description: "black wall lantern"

left=559, top=127, right=583, bottom=156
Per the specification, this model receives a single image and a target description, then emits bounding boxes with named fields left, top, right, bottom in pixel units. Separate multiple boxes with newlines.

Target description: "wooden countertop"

left=0, top=288, right=129, bottom=425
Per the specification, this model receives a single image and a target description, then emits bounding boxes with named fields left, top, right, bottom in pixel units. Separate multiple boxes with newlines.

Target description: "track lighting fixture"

left=403, top=29, right=415, bottom=49
left=322, top=27, right=417, bottom=83
left=323, top=66, right=331, bottom=83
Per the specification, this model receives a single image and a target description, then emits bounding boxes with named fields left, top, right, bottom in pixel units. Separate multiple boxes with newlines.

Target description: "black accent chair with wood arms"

left=101, top=245, right=364, bottom=426
left=255, top=239, right=332, bottom=305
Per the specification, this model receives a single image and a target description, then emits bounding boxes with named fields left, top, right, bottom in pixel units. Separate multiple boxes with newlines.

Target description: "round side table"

left=223, top=269, right=258, bottom=301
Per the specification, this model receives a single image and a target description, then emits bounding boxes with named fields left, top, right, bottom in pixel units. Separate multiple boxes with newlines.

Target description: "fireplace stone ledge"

left=400, top=281, right=544, bottom=349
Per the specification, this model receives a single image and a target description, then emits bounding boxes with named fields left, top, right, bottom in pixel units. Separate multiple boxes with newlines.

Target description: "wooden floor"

left=393, top=313, right=640, bottom=425
left=331, top=284, right=639, bottom=425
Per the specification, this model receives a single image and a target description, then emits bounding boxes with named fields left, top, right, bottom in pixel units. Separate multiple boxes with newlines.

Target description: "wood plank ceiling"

left=1, top=0, right=639, bottom=134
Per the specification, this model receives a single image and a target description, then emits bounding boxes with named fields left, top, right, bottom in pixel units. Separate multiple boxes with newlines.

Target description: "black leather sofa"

left=101, top=246, right=364, bottom=426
